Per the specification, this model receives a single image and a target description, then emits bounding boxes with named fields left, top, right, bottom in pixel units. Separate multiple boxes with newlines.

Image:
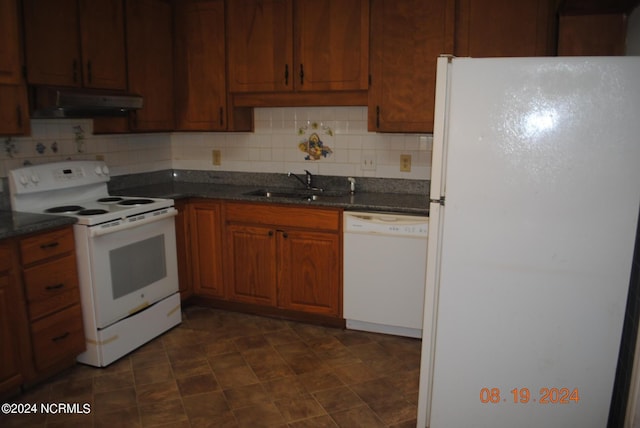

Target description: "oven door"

left=86, top=209, right=179, bottom=329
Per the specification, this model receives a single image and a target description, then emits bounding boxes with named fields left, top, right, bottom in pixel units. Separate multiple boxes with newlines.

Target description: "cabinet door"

left=0, top=84, right=29, bottom=135
left=189, top=202, right=225, bottom=298
left=226, top=224, right=278, bottom=306
left=294, top=0, right=369, bottom=91
left=23, top=0, right=81, bottom=87
left=278, top=230, right=340, bottom=316
left=0, top=244, right=26, bottom=394
left=226, top=0, right=293, bottom=93
left=0, top=274, right=22, bottom=392
left=455, top=0, right=556, bottom=57
left=0, top=0, right=21, bottom=85
left=368, top=0, right=453, bottom=133
left=558, top=14, right=626, bottom=56
left=174, top=0, right=228, bottom=130
left=126, top=0, right=175, bottom=131
left=79, top=0, right=127, bottom=89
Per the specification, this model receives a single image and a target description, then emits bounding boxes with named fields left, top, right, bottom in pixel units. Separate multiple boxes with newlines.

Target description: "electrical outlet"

left=362, top=155, right=376, bottom=171
left=212, top=150, right=221, bottom=166
left=400, top=154, right=411, bottom=172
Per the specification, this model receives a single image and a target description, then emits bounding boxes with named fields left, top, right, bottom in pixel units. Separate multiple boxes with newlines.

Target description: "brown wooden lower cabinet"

left=226, top=223, right=278, bottom=306
left=1, top=226, right=85, bottom=398
left=185, top=200, right=343, bottom=325
left=224, top=202, right=342, bottom=322
left=30, top=304, right=84, bottom=373
left=188, top=200, right=225, bottom=298
left=0, top=243, right=28, bottom=397
left=278, top=229, right=341, bottom=317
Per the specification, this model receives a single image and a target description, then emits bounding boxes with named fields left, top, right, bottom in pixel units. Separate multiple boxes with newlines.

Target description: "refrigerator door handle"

left=429, top=197, right=445, bottom=206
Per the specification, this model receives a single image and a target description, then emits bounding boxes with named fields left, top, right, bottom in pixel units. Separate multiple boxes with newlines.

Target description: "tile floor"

left=1, top=306, right=422, bottom=427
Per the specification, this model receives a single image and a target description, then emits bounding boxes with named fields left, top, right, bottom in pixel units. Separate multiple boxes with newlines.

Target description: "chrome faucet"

left=288, top=170, right=322, bottom=191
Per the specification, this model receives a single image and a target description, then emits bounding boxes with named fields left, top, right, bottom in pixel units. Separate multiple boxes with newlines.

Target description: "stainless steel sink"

left=243, top=189, right=346, bottom=201
left=243, top=189, right=322, bottom=200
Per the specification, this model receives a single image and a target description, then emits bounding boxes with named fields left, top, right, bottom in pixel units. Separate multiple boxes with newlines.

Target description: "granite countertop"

left=0, top=170, right=429, bottom=239
left=0, top=210, right=77, bottom=241
left=116, top=181, right=430, bottom=216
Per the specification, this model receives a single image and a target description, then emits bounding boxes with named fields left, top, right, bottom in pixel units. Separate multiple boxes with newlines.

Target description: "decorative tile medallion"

left=297, top=121, right=334, bottom=160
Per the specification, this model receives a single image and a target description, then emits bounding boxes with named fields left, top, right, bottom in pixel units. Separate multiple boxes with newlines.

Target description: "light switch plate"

left=400, top=154, right=411, bottom=172
left=212, top=150, right=221, bottom=166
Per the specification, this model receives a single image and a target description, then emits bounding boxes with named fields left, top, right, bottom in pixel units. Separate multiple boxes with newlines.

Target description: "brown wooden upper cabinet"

left=0, top=0, right=22, bottom=85
left=368, top=0, right=454, bottom=133
left=173, top=0, right=228, bottom=130
left=23, top=0, right=127, bottom=90
left=454, top=0, right=557, bottom=57
left=0, top=85, right=29, bottom=135
left=0, top=0, right=29, bottom=136
left=126, top=0, right=175, bottom=131
left=558, top=14, right=627, bottom=56
left=226, top=0, right=369, bottom=93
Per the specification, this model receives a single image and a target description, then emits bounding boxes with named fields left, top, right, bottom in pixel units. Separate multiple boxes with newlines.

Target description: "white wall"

left=0, top=119, right=172, bottom=177
left=171, top=106, right=432, bottom=180
left=0, top=106, right=432, bottom=180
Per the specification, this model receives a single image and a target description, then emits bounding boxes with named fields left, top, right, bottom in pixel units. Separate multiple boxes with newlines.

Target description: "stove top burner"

left=118, top=198, right=154, bottom=206
left=45, top=205, right=85, bottom=213
left=97, top=197, right=124, bottom=204
left=77, top=209, right=109, bottom=216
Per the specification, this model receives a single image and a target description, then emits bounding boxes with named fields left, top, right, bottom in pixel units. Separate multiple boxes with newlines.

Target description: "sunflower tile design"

left=297, top=122, right=334, bottom=160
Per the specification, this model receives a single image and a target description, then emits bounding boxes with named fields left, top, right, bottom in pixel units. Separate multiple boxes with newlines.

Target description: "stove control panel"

left=9, top=160, right=111, bottom=195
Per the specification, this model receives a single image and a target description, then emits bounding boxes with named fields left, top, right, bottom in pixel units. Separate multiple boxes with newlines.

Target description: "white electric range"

left=9, top=160, right=182, bottom=367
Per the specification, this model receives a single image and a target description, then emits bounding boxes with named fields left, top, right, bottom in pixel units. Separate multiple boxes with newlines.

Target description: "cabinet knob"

left=284, top=64, right=289, bottom=85
left=299, top=64, right=304, bottom=85
left=268, top=230, right=274, bottom=236
left=282, top=232, right=288, bottom=239
left=45, top=283, right=65, bottom=291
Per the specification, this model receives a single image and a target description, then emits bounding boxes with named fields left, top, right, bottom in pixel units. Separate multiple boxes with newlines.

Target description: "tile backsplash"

left=0, top=106, right=432, bottom=180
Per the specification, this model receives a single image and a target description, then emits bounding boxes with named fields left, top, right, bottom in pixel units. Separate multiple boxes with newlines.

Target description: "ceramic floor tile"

left=138, top=398, right=187, bottom=426
left=175, top=373, right=220, bottom=397
left=132, top=362, right=173, bottom=386
left=233, top=402, right=286, bottom=428
left=223, top=383, right=270, bottom=410
left=93, top=387, right=137, bottom=416
left=4, top=306, right=423, bottom=427
left=135, top=380, right=181, bottom=405
left=312, top=386, right=365, bottom=414
left=330, top=405, right=387, bottom=427
left=273, top=394, right=326, bottom=422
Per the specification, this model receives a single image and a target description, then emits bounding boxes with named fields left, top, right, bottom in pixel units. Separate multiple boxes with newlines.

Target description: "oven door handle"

left=89, top=208, right=178, bottom=238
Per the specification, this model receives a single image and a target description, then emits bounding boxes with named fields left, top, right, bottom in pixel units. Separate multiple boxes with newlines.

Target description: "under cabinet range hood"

left=30, top=86, right=144, bottom=118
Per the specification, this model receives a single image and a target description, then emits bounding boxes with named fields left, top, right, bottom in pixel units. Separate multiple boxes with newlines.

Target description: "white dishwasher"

left=343, top=211, right=428, bottom=338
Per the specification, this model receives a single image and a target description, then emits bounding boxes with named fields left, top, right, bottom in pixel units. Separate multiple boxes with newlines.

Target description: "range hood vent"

left=30, top=86, right=143, bottom=118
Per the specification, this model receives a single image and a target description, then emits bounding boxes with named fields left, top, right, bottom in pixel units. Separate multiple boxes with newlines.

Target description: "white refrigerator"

left=417, top=56, right=640, bottom=427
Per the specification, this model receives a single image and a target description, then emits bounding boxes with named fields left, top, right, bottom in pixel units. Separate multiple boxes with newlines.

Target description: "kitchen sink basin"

left=243, top=189, right=323, bottom=200
left=243, top=189, right=347, bottom=201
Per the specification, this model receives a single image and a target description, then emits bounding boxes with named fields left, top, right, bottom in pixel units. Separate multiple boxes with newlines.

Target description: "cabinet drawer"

left=24, top=254, right=80, bottom=320
left=225, top=202, right=341, bottom=231
left=31, top=304, right=85, bottom=372
left=20, top=227, right=75, bottom=265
